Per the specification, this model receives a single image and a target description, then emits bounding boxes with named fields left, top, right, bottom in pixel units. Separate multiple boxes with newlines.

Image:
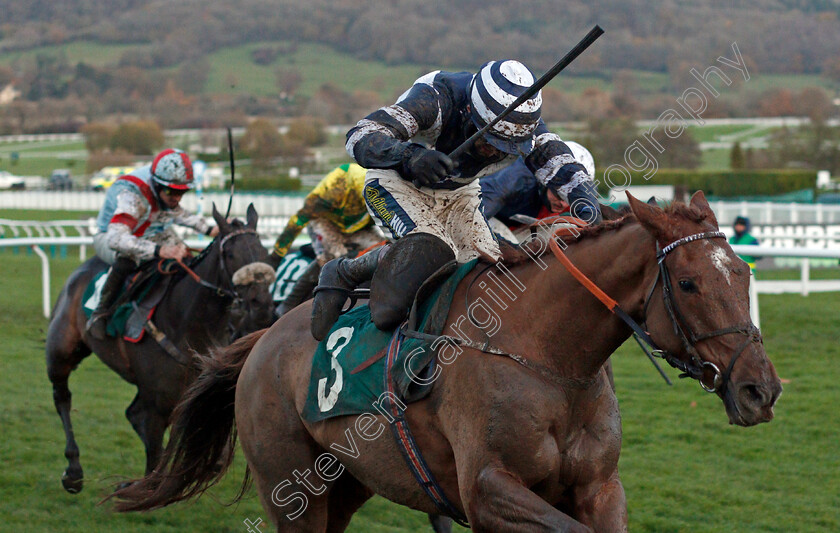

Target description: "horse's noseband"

left=645, top=231, right=763, bottom=394
left=549, top=227, right=762, bottom=394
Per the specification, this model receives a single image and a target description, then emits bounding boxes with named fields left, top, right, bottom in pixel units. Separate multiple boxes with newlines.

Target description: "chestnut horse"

left=46, top=204, right=275, bottom=493
left=114, top=192, right=781, bottom=532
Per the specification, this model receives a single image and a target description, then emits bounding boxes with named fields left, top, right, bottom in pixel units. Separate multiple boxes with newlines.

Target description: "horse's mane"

left=499, top=201, right=712, bottom=267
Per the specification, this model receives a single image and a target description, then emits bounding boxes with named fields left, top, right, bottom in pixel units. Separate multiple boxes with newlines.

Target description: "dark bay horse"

left=115, top=192, right=782, bottom=532
left=46, top=204, right=276, bottom=493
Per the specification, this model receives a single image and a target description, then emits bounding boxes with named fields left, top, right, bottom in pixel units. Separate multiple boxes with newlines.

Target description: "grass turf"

left=0, top=248, right=837, bottom=531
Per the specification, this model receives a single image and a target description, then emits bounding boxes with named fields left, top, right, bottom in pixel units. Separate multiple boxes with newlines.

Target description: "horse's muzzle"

left=725, top=378, right=783, bottom=426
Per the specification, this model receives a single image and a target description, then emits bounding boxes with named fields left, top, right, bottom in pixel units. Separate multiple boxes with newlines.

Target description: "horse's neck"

left=161, top=247, right=230, bottom=346
left=508, top=223, right=658, bottom=383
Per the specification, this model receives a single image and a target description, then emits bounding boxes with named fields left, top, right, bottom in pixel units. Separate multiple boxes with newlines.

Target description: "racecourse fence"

left=712, top=200, right=840, bottom=225
left=2, top=232, right=838, bottom=320
left=5, top=191, right=840, bottom=225
left=0, top=191, right=305, bottom=218
left=0, top=216, right=296, bottom=261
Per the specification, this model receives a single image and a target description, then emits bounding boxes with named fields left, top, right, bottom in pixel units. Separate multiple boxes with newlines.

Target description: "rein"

left=158, top=228, right=260, bottom=300
left=458, top=216, right=600, bottom=389
left=549, top=228, right=762, bottom=394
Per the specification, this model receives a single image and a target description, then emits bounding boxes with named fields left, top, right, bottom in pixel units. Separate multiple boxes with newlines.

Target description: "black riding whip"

left=448, top=25, right=605, bottom=174
left=225, top=127, right=235, bottom=219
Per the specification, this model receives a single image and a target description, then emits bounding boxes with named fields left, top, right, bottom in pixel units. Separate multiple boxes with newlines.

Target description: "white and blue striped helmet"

left=470, top=60, right=542, bottom=155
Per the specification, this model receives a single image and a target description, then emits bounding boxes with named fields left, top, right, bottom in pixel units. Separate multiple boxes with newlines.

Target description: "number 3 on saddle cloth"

left=301, top=259, right=477, bottom=423
left=302, top=258, right=477, bottom=527
left=82, top=261, right=175, bottom=343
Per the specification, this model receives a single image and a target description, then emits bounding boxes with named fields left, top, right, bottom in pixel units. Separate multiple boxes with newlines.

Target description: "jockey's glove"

left=266, top=251, right=284, bottom=269
left=564, top=180, right=603, bottom=225
left=569, top=196, right=603, bottom=225
left=402, top=145, right=455, bottom=187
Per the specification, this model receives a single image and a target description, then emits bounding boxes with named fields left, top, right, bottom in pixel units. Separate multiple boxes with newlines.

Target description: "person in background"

left=266, top=163, right=385, bottom=316
left=730, top=215, right=760, bottom=269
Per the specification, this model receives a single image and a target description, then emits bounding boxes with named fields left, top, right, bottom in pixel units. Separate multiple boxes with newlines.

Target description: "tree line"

left=2, top=0, right=840, bottom=76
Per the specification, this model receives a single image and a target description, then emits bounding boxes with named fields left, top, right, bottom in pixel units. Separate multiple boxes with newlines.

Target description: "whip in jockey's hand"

left=403, top=147, right=455, bottom=187
left=311, top=60, right=603, bottom=340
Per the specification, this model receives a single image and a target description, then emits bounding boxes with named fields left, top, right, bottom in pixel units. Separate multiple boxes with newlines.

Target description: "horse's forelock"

left=663, top=202, right=709, bottom=226
left=228, top=218, right=247, bottom=231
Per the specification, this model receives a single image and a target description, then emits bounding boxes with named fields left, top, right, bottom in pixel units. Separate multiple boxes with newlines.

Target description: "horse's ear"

left=689, top=190, right=719, bottom=229
left=627, top=192, right=669, bottom=239
left=212, top=203, right=229, bottom=233
left=246, top=203, right=258, bottom=229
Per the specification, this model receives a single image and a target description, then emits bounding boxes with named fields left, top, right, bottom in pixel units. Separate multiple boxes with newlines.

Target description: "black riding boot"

left=310, top=247, right=387, bottom=341
left=369, top=233, right=455, bottom=330
left=86, top=256, right=134, bottom=340
left=276, top=261, right=321, bottom=317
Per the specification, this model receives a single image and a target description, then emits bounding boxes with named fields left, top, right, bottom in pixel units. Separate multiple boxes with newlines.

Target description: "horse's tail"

left=112, top=328, right=268, bottom=512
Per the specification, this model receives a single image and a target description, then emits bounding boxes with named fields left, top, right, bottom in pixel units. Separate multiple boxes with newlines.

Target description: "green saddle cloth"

left=302, top=260, right=477, bottom=423
left=82, top=267, right=162, bottom=339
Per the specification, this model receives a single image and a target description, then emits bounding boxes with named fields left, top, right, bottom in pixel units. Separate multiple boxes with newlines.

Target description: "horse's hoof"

left=61, top=471, right=83, bottom=494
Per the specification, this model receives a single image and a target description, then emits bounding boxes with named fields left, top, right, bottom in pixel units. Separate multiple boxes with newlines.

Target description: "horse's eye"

left=678, top=279, right=698, bottom=293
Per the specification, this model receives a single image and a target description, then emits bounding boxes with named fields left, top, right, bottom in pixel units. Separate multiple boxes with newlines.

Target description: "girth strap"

left=382, top=329, right=470, bottom=527
left=132, top=302, right=193, bottom=366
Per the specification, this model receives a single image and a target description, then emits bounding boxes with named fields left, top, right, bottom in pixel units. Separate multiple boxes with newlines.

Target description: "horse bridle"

left=638, top=231, right=763, bottom=394
left=170, top=228, right=261, bottom=301
left=544, top=223, right=763, bottom=394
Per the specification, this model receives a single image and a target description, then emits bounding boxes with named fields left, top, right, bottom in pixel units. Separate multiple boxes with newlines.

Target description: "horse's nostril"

left=742, top=384, right=766, bottom=406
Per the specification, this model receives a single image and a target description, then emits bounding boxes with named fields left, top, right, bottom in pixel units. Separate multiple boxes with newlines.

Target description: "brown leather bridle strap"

left=547, top=227, right=755, bottom=393
left=157, top=229, right=260, bottom=300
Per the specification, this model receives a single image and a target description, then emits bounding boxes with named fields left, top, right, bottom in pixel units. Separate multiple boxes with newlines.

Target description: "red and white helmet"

left=151, top=148, right=194, bottom=190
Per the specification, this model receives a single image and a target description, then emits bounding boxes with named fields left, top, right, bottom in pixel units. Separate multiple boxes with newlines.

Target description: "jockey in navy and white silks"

left=87, top=149, right=218, bottom=339
left=481, top=141, right=596, bottom=238
left=347, top=60, right=602, bottom=262
left=310, top=61, right=602, bottom=341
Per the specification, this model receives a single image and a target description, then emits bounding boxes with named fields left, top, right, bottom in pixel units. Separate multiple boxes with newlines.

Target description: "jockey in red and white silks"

left=87, top=149, right=218, bottom=339
left=93, top=149, right=215, bottom=264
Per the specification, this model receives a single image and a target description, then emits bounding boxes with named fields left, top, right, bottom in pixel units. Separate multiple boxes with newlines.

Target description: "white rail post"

left=78, top=224, right=88, bottom=261
left=749, top=270, right=760, bottom=330
left=31, top=245, right=51, bottom=319
left=800, top=258, right=810, bottom=297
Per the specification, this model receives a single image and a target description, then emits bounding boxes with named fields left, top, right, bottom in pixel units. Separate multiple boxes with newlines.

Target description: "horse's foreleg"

left=465, top=466, right=593, bottom=533
left=125, top=394, right=167, bottom=475
left=428, top=514, right=453, bottom=533
left=572, top=472, right=627, bottom=533
left=47, top=321, right=90, bottom=494
left=51, top=377, right=84, bottom=493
